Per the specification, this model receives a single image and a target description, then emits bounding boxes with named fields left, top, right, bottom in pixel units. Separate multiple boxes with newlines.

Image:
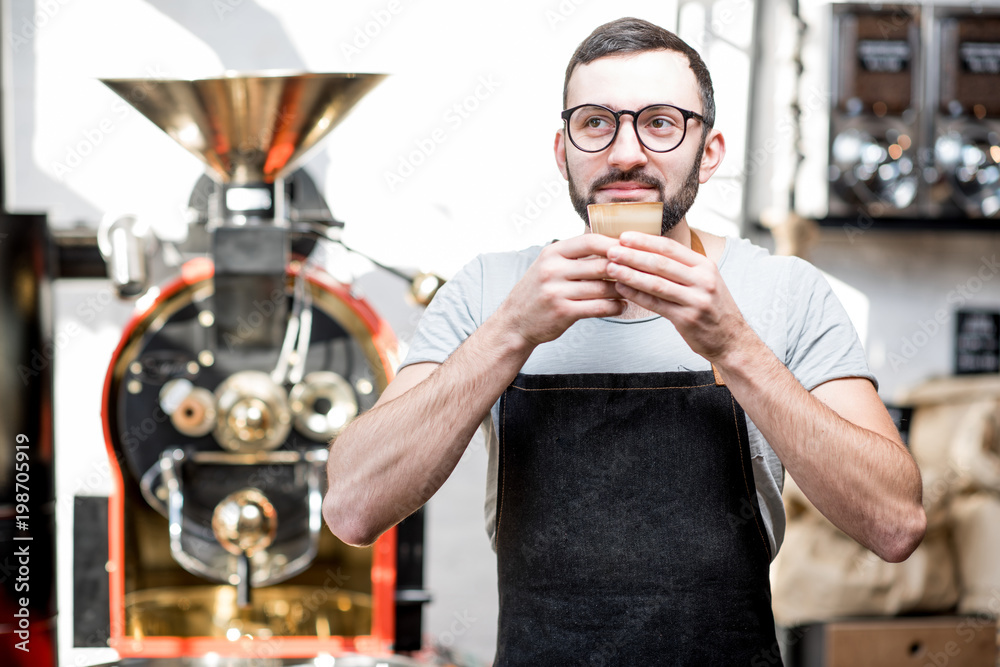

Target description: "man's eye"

left=648, top=117, right=677, bottom=130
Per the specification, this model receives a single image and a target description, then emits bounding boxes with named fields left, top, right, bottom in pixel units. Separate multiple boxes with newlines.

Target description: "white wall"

left=808, top=228, right=1000, bottom=402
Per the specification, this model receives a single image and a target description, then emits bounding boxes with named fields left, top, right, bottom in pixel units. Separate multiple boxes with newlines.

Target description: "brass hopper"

left=98, top=71, right=387, bottom=307
left=97, top=71, right=407, bottom=661
left=100, top=71, right=386, bottom=185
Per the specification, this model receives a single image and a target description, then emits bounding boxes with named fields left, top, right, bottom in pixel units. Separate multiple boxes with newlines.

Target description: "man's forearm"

left=716, top=332, right=925, bottom=562
left=324, top=317, right=534, bottom=547
left=324, top=236, right=627, bottom=546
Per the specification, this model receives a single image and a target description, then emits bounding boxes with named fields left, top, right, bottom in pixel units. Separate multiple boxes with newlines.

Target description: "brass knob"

left=410, top=272, right=445, bottom=306
left=289, top=371, right=359, bottom=441
left=160, top=379, right=217, bottom=438
left=213, top=371, right=291, bottom=452
left=211, top=488, right=277, bottom=556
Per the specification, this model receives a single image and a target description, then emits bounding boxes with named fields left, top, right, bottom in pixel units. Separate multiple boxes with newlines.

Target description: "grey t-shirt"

left=401, top=235, right=876, bottom=558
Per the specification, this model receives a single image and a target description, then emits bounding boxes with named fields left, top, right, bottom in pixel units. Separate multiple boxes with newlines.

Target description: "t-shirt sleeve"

left=400, top=256, right=484, bottom=368
left=783, top=257, right=878, bottom=391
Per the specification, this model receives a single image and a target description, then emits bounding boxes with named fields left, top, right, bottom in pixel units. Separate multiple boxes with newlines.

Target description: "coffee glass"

left=587, top=202, right=663, bottom=238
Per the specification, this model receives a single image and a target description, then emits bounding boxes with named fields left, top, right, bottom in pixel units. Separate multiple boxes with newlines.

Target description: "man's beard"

left=568, top=149, right=704, bottom=235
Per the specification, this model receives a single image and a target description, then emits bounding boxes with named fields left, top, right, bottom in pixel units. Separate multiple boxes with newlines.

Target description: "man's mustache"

left=589, top=168, right=664, bottom=194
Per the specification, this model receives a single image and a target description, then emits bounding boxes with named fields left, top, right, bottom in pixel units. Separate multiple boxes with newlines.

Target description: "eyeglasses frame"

left=560, top=103, right=708, bottom=154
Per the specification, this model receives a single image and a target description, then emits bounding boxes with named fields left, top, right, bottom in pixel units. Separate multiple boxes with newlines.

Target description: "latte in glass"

left=587, top=202, right=663, bottom=238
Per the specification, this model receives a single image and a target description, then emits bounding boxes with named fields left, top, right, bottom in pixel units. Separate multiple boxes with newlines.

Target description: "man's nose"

left=606, top=116, right=648, bottom=171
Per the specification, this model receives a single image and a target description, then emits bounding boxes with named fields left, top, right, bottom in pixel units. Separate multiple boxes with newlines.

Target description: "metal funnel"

left=100, top=71, right=386, bottom=184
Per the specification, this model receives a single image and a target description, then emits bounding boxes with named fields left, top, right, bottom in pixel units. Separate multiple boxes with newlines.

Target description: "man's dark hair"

left=563, top=17, right=715, bottom=130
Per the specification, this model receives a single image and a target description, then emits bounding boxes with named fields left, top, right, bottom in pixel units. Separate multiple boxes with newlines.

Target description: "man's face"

left=555, top=50, right=716, bottom=234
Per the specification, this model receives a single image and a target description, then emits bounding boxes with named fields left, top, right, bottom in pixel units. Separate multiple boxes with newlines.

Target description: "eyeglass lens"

left=567, top=105, right=689, bottom=152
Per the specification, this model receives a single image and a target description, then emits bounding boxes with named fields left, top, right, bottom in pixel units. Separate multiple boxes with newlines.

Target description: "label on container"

left=960, top=42, right=1000, bottom=74
left=858, top=40, right=911, bottom=73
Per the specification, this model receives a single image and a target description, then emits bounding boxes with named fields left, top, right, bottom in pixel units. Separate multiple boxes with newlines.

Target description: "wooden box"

left=784, top=616, right=998, bottom=667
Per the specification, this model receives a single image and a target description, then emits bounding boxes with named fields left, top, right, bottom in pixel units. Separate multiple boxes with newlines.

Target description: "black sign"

left=960, top=42, right=1000, bottom=74
left=955, top=309, right=1000, bottom=374
left=858, top=40, right=911, bottom=73
left=884, top=405, right=914, bottom=447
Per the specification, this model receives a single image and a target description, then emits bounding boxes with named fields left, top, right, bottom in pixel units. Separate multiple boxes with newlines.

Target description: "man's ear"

left=698, top=128, right=726, bottom=184
left=554, top=129, right=569, bottom=181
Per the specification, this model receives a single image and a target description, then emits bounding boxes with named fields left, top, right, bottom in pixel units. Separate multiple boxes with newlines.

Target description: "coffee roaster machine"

left=63, top=72, right=434, bottom=665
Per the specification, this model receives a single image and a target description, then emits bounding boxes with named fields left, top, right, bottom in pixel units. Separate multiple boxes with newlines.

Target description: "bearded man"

left=324, top=17, right=925, bottom=665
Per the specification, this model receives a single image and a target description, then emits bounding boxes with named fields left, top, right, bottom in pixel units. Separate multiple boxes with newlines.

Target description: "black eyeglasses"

left=560, top=103, right=707, bottom=153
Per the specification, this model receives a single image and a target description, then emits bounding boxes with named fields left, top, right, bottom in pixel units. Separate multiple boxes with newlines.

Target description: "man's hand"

left=605, top=231, right=751, bottom=360
left=326, top=233, right=624, bottom=546
left=498, top=233, right=626, bottom=346
left=606, top=230, right=925, bottom=562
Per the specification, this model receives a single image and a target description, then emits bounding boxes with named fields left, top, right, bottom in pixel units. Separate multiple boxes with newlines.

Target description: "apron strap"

left=689, top=230, right=726, bottom=387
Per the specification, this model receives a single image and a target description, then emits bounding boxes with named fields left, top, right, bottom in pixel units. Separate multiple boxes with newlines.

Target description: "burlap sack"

left=772, top=375, right=1000, bottom=626
left=950, top=492, right=1000, bottom=616
left=950, top=400, right=1000, bottom=494
left=904, top=377, right=1000, bottom=616
left=903, top=375, right=1000, bottom=498
left=771, top=478, right=958, bottom=627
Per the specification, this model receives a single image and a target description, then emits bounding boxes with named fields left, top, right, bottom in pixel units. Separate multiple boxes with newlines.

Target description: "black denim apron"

left=495, top=369, right=780, bottom=665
